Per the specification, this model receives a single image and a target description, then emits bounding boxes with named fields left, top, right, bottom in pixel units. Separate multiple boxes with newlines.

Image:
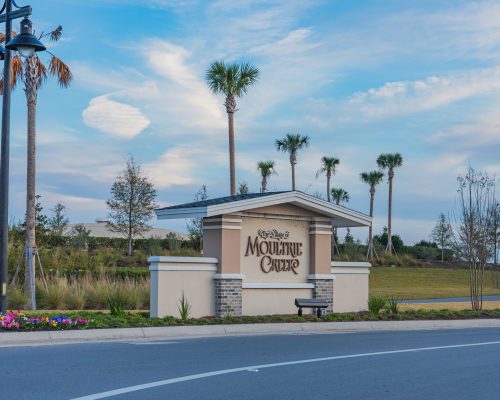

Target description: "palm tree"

left=331, top=188, right=350, bottom=205
left=257, top=161, right=276, bottom=192
left=1, top=25, right=72, bottom=309
left=206, top=61, right=259, bottom=196
left=316, top=156, right=339, bottom=202
left=275, top=133, right=310, bottom=191
left=360, top=170, right=384, bottom=260
left=376, top=153, right=403, bottom=254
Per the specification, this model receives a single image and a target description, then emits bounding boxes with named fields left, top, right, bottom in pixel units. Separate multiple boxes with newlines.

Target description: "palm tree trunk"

left=227, top=111, right=236, bottom=196
left=261, top=176, right=267, bottom=193
left=24, top=56, right=40, bottom=310
left=387, top=170, right=394, bottom=254
left=24, top=101, right=37, bottom=310
left=327, top=171, right=331, bottom=202
left=290, top=153, right=296, bottom=191
left=368, top=187, right=375, bottom=260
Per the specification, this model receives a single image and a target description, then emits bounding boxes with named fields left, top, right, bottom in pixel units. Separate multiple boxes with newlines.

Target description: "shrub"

left=368, top=296, right=386, bottom=317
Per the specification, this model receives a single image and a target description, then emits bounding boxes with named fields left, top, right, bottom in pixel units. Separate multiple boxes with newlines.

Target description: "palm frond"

left=10, top=54, right=23, bottom=89
left=48, top=56, right=72, bottom=88
left=276, top=133, right=310, bottom=152
left=50, top=26, right=63, bottom=41
left=206, top=60, right=259, bottom=98
left=257, top=161, right=276, bottom=178
left=331, top=188, right=350, bottom=204
left=35, top=55, right=48, bottom=86
left=377, top=153, right=403, bottom=170
left=360, top=170, right=384, bottom=186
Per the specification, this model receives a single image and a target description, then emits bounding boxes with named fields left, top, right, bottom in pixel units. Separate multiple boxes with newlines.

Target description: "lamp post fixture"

left=0, top=0, right=44, bottom=314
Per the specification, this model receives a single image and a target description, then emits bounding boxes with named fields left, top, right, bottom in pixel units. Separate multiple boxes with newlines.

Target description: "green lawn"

left=370, top=267, right=500, bottom=299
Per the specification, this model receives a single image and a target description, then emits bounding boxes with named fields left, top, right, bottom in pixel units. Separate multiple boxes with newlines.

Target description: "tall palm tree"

left=331, top=188, right=350, bottom=205
left=257, top=161, right=276, bottom=193
left=316, top=156, right=339, bottom=202
left=376, top=153, right=403, bottom=254
left=206, top=61, right=259, bottom=196
left=1, top=25, right=72, bottom=309
left=360, top=170, right=384, bottom=260
left=275, top=133, right=310, bottom=191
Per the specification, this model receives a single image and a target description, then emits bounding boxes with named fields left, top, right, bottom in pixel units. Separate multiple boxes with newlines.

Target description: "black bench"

left=295, top=298, right=329, bottom=317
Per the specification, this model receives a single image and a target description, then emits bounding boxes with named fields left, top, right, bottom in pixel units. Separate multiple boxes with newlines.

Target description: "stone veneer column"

left=309, top=279, right=334, bottom=313
left=213, top=275, right=243, bottom=316
left=308, top=218, right=334, bottom=314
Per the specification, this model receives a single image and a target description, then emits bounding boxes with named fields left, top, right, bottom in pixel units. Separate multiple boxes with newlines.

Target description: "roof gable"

left=156, top=191, right=371, bottom=228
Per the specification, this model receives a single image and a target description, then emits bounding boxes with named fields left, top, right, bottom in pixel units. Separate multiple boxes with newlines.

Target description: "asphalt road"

left=2, top=328, right=500, bottom=400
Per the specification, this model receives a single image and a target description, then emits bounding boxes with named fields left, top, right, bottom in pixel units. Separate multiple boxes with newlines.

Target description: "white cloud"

left=82, top=95, right=151, bottom=139
left=347, top=68, right=500, bottom=120
left=144, top=147, right=199, bottom=189
left=142, top=39, right=226, bottom=131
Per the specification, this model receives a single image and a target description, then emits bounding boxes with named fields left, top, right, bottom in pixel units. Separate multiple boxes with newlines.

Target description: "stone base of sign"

left=214, top=276, right=243, bottom=317
left=308, top=278, right=334, bottom=314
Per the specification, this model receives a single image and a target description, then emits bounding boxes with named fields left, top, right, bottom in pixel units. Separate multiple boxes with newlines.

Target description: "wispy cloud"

left=429, top=103, right=500, bottom=147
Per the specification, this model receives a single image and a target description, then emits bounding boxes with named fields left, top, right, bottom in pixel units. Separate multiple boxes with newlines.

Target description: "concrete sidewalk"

left=2, top=319, right=500, bottom=347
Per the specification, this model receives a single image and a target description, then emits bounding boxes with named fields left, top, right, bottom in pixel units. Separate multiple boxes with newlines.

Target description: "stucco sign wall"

left=240, top=217, right=309, bottom=283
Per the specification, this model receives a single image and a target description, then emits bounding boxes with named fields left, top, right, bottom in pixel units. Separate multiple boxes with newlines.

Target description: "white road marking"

left=69, top=340, right=500, bottom=400
left=127, top=341, right=180, bottom=345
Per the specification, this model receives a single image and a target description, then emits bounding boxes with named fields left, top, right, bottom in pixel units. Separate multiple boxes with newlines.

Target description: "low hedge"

left=7, top=309, right=500, bottom=331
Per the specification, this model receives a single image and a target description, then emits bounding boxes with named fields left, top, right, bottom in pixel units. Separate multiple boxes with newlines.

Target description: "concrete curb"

left=2, top=319, right=500, bottom=347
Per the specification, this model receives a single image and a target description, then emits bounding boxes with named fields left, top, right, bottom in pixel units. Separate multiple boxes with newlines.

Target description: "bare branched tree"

left=453, top=167, right=496, bottom=310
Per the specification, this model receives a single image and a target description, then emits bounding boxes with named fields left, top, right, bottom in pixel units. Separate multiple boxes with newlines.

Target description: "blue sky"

left=6, top=0, right=500, bottom=243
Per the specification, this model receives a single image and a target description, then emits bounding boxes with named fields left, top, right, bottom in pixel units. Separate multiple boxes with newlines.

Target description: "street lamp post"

left=0, top=0, right=43, bottom=314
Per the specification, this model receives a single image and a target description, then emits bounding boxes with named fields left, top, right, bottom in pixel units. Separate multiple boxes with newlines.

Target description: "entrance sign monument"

left=149, top=191, right=372, bottom=318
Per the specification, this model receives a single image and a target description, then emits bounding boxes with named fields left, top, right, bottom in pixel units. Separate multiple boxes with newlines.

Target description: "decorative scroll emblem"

left=245, top=228, right=302, bottom=275
left=258, top=229, right=289, bottom=241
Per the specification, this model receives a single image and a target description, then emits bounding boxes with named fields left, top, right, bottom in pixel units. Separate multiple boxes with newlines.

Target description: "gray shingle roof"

left=157, top=191, right=290, bottom=211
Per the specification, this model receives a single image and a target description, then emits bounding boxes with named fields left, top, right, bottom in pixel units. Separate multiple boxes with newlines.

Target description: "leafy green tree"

left=374, top=227, right=404, bottom=253
left=360, top=170, right=384, bottom=260
left=275, top=134, right=310, bottom=191
left=331, top=188, right=350, bottom=205
left=206, top=61, right=259, bottom=196
left=316, top=157, right=339, bottom=202
left=106, top=156, right=158, bottom=256
left=377, top=153, right=403, bottom=254
left=70, top=224, right=91, bottom=250
left=165, top=232, right=182, bottom=252
left=430, top=213, right=454, bottom=261
left=186, top=185, right=208, bottom=251
left=257, top=161, right=276, bottom=193
left=48, top=202, right=69, bottom=236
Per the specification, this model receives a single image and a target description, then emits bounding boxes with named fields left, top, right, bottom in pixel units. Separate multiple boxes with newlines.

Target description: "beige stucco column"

left=308, top=218, right=335, bottom=313
left=203, top=214, right=243, bottom=316
left=309, top=218, right=333, bottom=275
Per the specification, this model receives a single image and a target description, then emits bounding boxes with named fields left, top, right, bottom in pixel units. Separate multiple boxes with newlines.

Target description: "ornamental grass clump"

left=368, top=296, right=387, bottom=317
left=0, top=310, right=88, bottom=331
left=385, top=296, right=400, bottom=315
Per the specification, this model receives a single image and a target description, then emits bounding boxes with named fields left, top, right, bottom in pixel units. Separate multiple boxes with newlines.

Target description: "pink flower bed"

left=0, top=311, right=89, bottom=331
